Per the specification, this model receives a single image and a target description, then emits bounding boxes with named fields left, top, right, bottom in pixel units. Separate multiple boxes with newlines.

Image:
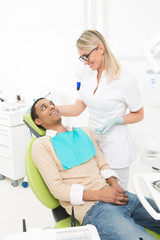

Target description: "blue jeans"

left=82, top=192, right=160, bottom=240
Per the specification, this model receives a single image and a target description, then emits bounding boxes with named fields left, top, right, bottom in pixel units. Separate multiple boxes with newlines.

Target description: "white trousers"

left=112, top=167, right=129, bottom=190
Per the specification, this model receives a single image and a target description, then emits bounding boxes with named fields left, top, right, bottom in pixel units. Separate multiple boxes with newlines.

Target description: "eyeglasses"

left=79, top=47, right=98, bottom=62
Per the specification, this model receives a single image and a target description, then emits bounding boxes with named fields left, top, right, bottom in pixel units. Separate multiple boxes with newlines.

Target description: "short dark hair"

left=31, top=97, right=45, bottom=122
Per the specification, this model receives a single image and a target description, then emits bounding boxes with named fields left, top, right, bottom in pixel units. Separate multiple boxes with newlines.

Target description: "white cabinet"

left=0, top=108, right=31, bottom=186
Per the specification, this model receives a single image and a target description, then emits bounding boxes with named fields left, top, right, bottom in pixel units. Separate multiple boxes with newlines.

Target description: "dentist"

left=57, top=30, right=144, bottom=189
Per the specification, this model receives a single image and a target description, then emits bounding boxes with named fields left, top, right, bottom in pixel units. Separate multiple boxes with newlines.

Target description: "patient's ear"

left=34, top=118, right=42, bottom=126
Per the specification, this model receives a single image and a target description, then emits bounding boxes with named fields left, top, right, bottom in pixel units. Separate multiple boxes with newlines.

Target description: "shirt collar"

left=46, top=126, right=73, bottom=138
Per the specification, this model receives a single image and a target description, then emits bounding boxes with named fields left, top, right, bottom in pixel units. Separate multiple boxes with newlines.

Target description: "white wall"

left=0, top=0, right=86, bottom=105
left=101, top=0, right=160, bottom=137
left=102, top=0, right=160, bottom=57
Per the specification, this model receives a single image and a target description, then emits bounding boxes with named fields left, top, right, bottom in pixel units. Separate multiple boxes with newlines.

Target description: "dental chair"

left=24, top=113, right=80, bottom=229
left=23, top=113, right=160, bottom=238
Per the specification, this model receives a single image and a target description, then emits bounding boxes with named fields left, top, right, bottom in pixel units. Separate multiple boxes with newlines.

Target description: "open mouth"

left=88, top=61, right=94, bottom=68
left=50, top=110, right=58, bottom=116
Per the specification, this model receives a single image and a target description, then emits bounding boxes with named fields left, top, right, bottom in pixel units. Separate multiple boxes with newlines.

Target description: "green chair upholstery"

left=23, top=113, right=46, bottom=138
left=25, top=137, right=80, bottom=228
left=24, top=113, right=160, bottom=237
left=145, top=229, right=160, bottom=239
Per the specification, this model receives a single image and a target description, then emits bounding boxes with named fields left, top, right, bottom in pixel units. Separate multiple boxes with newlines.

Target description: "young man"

left=31, top=98, right=160, bottom=240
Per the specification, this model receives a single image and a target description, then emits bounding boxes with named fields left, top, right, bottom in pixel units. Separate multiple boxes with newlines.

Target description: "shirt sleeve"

left=70, top=184, right=85, bottom=205
left=100, top=169, right=120, bottom=180
left=123, top=76, right=143, bottom=112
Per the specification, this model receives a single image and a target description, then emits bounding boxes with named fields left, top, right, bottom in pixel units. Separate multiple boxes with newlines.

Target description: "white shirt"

left=78, top=68, right=143, bottom=168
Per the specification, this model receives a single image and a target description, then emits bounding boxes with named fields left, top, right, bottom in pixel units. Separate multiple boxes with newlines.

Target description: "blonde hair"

left=76, top=30, right=121, bottom=82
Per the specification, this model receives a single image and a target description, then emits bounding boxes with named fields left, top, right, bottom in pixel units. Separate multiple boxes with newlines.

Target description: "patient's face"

left=35, top=99, right=61, bottom=128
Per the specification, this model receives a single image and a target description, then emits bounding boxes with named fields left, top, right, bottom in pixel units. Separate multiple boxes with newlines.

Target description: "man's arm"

left=31, top=138, right=72, bottom=202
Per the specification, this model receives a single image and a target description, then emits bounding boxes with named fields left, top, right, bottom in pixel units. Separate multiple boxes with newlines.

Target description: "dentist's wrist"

left=116, top=116, right=123, bottom=125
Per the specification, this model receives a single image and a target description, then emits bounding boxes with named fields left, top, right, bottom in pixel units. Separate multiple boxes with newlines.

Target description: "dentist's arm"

left=57, top=99, right=87, bottom=117
left=96, top=107, right=144, bottom=135
left=122, top=107, right=144, bottom=124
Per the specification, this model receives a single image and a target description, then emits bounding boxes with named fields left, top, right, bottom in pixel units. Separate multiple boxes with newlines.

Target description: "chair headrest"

left=23, top=113, right=46, bottom=138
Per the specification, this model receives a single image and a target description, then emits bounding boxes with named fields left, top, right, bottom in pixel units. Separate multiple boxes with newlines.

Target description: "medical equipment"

left=144, top=32, right=160, bottom=73
left=138, top=35, right=160, bottom=221
left=134, top=134, right=160, bottom=170
left=0, top=108, right=30, bottom=186
left=134, top=135, right=160, bottom=220
left=146, top=70, right=160, bottom=93
left=24, top=113, right=80, bottom=229
left=23, top=219, right=27, bottom=232
left=21, top=176, right=28, bottom=188
left=25, top=137, right=73, bottom=228
left=3, top=225, right=100, bottom=240
left=3, top=219, right=100, bottom=240
left=152, top=180, right=160, bottom=193
left=134, top=173, right=160, bottom=220
left=23, top=113, right=45, bottom=138
left=77, top=82, right=81, bottom=90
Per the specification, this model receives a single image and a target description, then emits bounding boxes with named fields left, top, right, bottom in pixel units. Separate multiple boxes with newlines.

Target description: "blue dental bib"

left=50, top=127, right=96, bottom=170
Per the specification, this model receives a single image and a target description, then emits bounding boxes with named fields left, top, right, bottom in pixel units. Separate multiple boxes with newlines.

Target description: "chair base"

left=54, top=216, right=80, bottom=229
left=52, top=206, right=70, bottom=222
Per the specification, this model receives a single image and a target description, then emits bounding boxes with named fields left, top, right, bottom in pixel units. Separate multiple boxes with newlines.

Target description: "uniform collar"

left=46, top=126, right=73, bottom=138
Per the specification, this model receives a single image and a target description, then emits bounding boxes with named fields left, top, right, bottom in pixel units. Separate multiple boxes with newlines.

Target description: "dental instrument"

left=144, top=32, right=160, bottom=73
left=77, top=81, right=81, bottom=90
left=152, top=180, right=160, bottom=192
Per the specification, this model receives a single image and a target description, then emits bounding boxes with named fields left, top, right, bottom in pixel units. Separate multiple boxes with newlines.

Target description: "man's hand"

left=98, top=186, right=129, bottom=205
left=83, top=184, right=128, bottom=205
left=111, top=182, right=124, bottom=192
left=106, top=176, right=124, bottom=192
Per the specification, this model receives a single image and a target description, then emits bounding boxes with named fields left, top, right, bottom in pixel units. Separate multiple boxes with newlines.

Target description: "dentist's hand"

left=95, top=117, right=123, bottom=135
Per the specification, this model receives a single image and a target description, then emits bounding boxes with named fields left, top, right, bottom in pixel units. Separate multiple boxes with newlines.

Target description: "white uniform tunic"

left=77, top=68, right=143, bottom=169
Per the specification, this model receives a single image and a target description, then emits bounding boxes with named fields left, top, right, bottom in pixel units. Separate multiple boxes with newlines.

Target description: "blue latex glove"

left=95, top=117, right=123, bottom=135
